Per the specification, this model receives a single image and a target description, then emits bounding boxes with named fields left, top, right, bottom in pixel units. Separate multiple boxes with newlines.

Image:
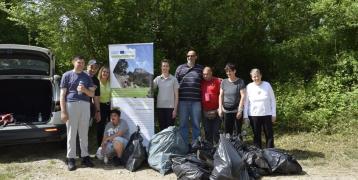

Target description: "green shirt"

left=100, top=81, right=111, bottom=103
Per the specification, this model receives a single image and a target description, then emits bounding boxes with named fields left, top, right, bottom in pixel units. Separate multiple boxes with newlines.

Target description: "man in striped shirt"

left=175, top=50, right=204, bottom=144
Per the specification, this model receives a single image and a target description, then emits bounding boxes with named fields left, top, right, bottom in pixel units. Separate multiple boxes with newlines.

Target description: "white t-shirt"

left=244, top=81, right=276, bottom=118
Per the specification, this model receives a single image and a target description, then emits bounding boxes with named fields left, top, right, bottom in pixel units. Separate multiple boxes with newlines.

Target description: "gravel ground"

left=0, top=142, right=357, bottom=180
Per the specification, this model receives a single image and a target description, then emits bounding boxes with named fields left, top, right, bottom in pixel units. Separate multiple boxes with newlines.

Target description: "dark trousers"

left=204, top=116, right=221, bottom=145
left=249, top=115, right=274, bottom=148
left=223, top=112, right=243, bottom=136
left=96, top=102, right=110, bottom=147
left=157, top=108, right=175, bottom=131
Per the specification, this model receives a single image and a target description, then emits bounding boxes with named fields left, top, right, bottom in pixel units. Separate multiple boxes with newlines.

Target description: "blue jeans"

left=179, top=101, right=202, bottom=144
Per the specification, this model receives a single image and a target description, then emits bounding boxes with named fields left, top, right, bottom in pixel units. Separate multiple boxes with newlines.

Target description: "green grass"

left=274, top=132, right=358, bottom=168
left=0, top=163, right=31, bottom=180
left=112, top=87, right=150, bottom=98
left=0, top=173, right=15, bottom=180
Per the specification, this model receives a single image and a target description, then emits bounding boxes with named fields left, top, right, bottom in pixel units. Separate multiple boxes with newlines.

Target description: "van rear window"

left=0, top=50, right=50, bottom=75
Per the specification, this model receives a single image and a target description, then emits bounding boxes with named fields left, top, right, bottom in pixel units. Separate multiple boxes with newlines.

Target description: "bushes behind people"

left=275, top=52, right=358, bottom=134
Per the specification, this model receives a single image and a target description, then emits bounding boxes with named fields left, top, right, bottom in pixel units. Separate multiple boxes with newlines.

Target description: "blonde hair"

left=97, top=65, right=110, bottom=82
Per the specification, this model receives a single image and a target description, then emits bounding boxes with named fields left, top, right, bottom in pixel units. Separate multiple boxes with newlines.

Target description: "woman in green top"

left=96, top=65, right=112, bottom=147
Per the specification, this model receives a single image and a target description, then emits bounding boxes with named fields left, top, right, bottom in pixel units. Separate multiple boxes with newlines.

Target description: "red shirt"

left=201, top=77, right=221, bottom=111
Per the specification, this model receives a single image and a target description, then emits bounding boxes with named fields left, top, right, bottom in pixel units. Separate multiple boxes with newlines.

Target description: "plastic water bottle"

left=38, top=112, right=42, bottom=122
left=78, top=81, right=84, bottom=95
left=103, top=154, right=108, bottom=164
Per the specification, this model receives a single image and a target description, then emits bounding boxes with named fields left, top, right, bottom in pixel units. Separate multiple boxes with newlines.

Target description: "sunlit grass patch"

left=274, top=132, right=358, bottom=168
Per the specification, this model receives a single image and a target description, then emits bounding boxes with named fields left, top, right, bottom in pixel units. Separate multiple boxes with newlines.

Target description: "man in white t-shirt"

left=97, top=109, right=129, bottom=166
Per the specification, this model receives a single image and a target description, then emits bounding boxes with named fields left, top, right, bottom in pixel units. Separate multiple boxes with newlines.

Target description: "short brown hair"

left=224, top=62, right=236, bottom=71
left=161, top=59, right=170, bottom=65
left=72, top=55, right=84, bottom=61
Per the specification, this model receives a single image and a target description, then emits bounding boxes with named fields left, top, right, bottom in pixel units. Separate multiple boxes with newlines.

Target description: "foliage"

left=0, top=3, right=28, bottom=44
left=276, top=52, right=357, bottom=133
left=0, top=0, right=357, bottom=133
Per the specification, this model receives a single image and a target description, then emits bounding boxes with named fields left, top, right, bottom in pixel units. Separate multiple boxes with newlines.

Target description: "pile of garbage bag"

left=118, top=125, right=302, bottom=179
left=145, top=126, right=302, bottom=179
left=147, top=126, right=189, bottom=175
left=210, top=134, right=250, bottom=180
left=172, top=154, right=213, bottom=180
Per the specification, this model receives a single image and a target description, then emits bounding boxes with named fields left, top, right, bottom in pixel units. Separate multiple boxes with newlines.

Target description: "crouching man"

left=97, top=109, right=129, bottom=166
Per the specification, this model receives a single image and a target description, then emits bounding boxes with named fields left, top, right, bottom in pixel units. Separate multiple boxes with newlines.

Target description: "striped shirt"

left=175, top=63, right=204, bottom=101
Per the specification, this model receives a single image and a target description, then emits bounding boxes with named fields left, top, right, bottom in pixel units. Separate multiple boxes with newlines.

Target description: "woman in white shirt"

left=244, top=68, right=276, bottom=148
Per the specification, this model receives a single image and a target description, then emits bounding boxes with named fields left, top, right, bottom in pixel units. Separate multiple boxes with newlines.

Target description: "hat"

left=88, top=59, right=97, bottom=66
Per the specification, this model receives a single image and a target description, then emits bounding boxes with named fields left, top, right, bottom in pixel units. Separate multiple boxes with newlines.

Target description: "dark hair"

left=161, top=59, right=170, bottom=65
left=187, top=48, right=198, bottom=56
left=72, top=55, right=85, bottom=61
left=250, top=68, right=261, bottom=76
left=110, top=109, right=121, bottom=117
left=224, top=62, right=236, bottom=71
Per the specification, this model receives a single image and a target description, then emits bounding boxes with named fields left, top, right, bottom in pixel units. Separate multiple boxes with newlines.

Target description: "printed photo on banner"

left=108, top=43, right=155, bottom=148
left=109, top=44, right=153, bottom=98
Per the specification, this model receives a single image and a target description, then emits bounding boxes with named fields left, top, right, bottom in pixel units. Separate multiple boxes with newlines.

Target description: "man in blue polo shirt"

left=175, top=50, right=204, bottom=144
left=60, top=56, right=95, bottom=171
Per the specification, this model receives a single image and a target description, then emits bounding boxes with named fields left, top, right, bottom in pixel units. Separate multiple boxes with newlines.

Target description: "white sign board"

left=108, top=43, right=154, bottom=147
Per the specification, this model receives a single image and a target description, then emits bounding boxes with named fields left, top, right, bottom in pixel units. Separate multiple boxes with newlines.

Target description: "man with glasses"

left=175, top=50, right=204, bottom=145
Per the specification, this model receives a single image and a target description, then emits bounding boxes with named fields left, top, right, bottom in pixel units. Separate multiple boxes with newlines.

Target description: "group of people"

left=60, top=56, right=129, bottom=171
left=60, top=49, right=277, bottom=171
left=153, top=49, right=277, bottom=150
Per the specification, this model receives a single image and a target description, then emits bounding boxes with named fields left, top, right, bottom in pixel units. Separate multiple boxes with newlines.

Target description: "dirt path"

left=0, top=143, right=357, bottom=180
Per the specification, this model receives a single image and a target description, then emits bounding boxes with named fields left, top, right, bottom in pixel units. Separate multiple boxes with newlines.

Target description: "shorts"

left=96, top=136, right=129, bottom=159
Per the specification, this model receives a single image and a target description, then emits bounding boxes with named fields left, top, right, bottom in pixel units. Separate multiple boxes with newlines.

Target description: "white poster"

left=108, top=43, right=154, bottom=147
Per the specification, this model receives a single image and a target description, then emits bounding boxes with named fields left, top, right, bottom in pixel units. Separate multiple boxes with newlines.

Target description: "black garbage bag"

left=172, top=154, right=213, bottom=180
left=229, top=134, right=246, bottom=153
left=242, top=145, right=271, bottom=179
left=191, top=137, right=215, bottom=156
left=191, top=137, right=216, bottom=167
left=263, top=148, right=302, bottom=174
left=148, top=126, right=189, bottom=175
left=122, top=126, right=147, bottom=172
left=210, top=134, right=250, bottom=180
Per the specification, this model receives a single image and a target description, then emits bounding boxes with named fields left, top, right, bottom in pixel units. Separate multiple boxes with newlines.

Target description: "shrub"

left=276, top=52, right=357, bottom=134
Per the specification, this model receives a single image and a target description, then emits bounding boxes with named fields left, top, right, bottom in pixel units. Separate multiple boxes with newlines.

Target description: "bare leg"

left=113, top=141, right=125, bottom=157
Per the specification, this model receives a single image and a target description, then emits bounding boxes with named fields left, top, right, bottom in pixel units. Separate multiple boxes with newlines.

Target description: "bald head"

left=203, top=66, right=213, bottom=81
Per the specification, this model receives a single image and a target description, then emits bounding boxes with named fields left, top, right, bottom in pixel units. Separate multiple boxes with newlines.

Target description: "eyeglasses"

left=187, top=55, right=196, bottom=57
